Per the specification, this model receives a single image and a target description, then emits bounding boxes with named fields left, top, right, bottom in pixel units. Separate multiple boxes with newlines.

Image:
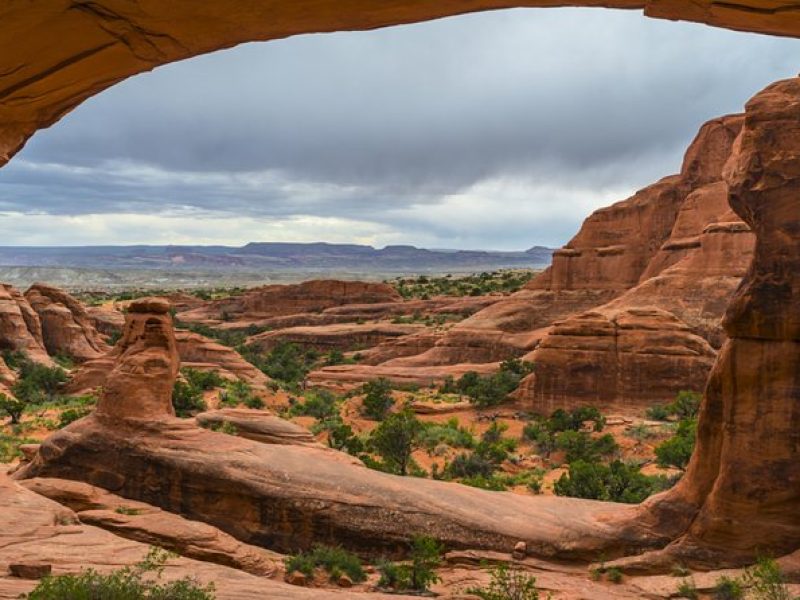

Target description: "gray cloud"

left=1, top=8, right=799, bottom=249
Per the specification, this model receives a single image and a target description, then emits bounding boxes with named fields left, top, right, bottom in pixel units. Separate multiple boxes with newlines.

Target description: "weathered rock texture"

left=246, top=322, right=425, bottom=353
left=24, top=283, right=109, bottom=362
left=0, top=471, right=394, bottom=599
left=175, top=330, right=270, bottom=388
left=179, top=280, right=401, bottom=324
left=0, top=284, right=52, bottom=365
left=19, top=477, right=279, bottom=577
left=1, top=1, right=799, bottom=168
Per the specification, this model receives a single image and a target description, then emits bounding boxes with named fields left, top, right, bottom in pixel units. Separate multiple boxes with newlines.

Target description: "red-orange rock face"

left=179, top=279, right=402, bottom=324
left=95, top=297, right=179, bottom=420
left=24, top=283, right=109, bottom=362
left=0, top=283, right=52, bottom=365
left=175, top=330, right=270, bottom=388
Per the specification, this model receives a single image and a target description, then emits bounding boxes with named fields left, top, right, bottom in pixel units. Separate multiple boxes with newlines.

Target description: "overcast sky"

left=1, top=8, right=798, bottom=250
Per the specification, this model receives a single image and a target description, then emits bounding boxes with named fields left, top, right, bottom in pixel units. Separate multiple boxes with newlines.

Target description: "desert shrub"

left=545, top=406, right=605, bottom=433
left=646, top=404, right=670, bottom=421
left=606, top=567, right=623, bottom=584
left=181, top=368, right=224, bottom=391
left=647, top=391, right=702, bottom=422
left=377, top=536, right=442, bottom=592
left=58, top=406, right=92, bottom=428
left=743, top=557, right=795, bottom=600
left=440, top=360, right=534, bottom=408
left=713, top=575, right=744, bottom=600
left=12, top=359, right=68, bottom=405
left=670, top=390, right=702, bottom=419
left=676, top=578, right=699, bottom=599
left=447, top=452, right=497, bottom=479
left=360, top=378, right=394, bottom=420
left=288, top=388, right=339, bottom=419
left=219, top=380, right=263, bottom=409
left=554, top=460, right=671, bottom=504
left=0, top=393, right=26, bottom=424
left=369, top=409, right=423, bottom=476
left=284, top=544, right=365, bottom=583
left=171, top=380, right=206, bottom=417
left=313, top=416, right=364, bottom=455
left=418, top=418, right=476, bottom=451
left=554, top=430, right=618, bottom=463
left=0, top=432, right=38, bottom=463
left=655, top=418, right=697, bottom=469
left=253, top=341, right=317, bottom=387
left=467, top=564, right=542, bottom=600
left=22, top=546, right=215, bottom=599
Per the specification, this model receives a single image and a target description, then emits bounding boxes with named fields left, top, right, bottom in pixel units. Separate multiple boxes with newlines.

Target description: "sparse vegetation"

left=287, top=388, right=340, bottom=420
left=655, top=417, right=697, bottom=470
left=360, top=378, right=394, bottom=420
left=171, top=380, right=206, bottom=417
left=554, top=460, right=673, bottom=504
left=390, top=270, right=536, bottom=299
left=22, top=546, right=215, bottom=599
left=219, top=380, right=263, bottom=409
left=285, top=544, right=366, bottom=584
left=440, top=359, right=534, bottom=408
left=368, top=409, right=424, bottom=476
left=467, top=564, right=543, bottom=600
left=377, top=535, right=442, bottom=592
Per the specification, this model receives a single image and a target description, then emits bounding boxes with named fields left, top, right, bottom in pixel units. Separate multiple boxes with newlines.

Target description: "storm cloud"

left=1, top=8, right=798, bottom=248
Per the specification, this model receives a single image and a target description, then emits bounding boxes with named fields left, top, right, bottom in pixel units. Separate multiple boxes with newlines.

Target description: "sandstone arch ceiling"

left=1, top=0, right=800, bottom=167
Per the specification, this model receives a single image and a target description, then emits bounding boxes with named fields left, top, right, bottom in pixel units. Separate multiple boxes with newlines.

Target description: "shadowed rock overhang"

left=1, top=0, right=800, bottom=165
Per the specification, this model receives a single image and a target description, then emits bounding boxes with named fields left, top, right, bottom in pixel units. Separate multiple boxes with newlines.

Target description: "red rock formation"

left=87, top=305, right=126, bottom=337
left=179, top=279, right=402, bottom=324
left=1, top=1, right=797, bottom=168
left=94, top=297, right=179, bottom=420
left=24, top=283, right=109, bottom=362
left=0, top=284, right=52, bottom=365
left=245, top=322, right=425, bottom=354
left=175, top=330, right=270, bottom=388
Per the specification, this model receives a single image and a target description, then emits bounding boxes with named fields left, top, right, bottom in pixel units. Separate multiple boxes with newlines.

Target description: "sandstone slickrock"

left=86, top=305, right=126, bottom=337
left=1, top=1, right=799, bottom=168
left=195, top=408, right=320, bottom=448
left=179, top=280, right=401, bottom=324
left=24, top=283, right=109, bottom=362
left=0, top=471, right=398, bottom=599
left=19, top=477, right=279, bottom=577
left=245, top=322, right=425, bottom=353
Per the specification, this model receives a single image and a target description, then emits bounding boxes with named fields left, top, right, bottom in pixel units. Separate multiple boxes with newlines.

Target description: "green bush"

left=377, top=536, right=442, bottom=592
left=22, top=546, right=215, bottom=599
left=312, top=416, right=364, bottom=456
left=369, top=409, right=423, bottom=476
left=360, top=378, right=394, bottom=420
left=645, top=404, right=670, bottom=421
left=676, top=578, right=699, bottom=600
left=288, top=389, right=339, bottom=419
left=181, top=368, right=224, bottom=391
left=554, top=460, right=671, bottom=504
left=171, top=381, right=206, bottom=417
left=248, top=341, right=318, bottom=387
left=555, top=430, right=618, bottom=463
left=743, top=556, right=795, bottom=600
left=58, top=406, right=92, bottom=428
left=655, top=418, right=697, bottom=470
left=467, top=564, right=542, bottom=600
left=284, top=545, right=366, bottom=583
left=219, top=380, right=263, bottom=409
left=419, top=418, right=476, bottom=451
left=11, top=359, right=68, bottom=405
left=713, top=575, right=744, bottom=600
left=0, top=393, right=26, bottom=424
left=440, top=360, right=534, bottom=408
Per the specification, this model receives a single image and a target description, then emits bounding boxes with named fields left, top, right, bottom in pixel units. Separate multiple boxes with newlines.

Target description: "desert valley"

left=0, top=3, right=799, bottom=600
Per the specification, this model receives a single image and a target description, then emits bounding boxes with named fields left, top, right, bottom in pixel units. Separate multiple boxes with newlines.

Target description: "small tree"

left=655, top=418, right=697, bottom=470
left=369, top=409, right=423, bottom=476
left=0, top=393, right=26, bottom=424
left=361, top=378, right=394, bottom=420
left=468, top=564, right=542, bottom=600
left=171, top=381, right=206, bottom=417
left=377, top=536, right=442, bottom=592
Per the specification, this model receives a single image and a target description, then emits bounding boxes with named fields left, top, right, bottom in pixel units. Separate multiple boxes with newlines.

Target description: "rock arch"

left=4, top=0, right=800, bottom=570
